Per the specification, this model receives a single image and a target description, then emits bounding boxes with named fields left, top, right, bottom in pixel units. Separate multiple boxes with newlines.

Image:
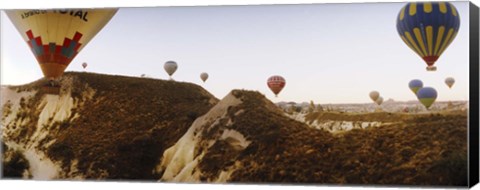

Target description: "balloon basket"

left=426, top=66, right=437, bottom=71
left=42, top=82, right=61, bottom=95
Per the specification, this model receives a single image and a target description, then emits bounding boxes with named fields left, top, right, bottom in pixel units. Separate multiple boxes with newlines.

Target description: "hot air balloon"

left=82, top=62, right=88, bottom=69
left=164, top=61, right=178, bottom=79
left=417, top=87, right=438, bottom=109
left=408, top=79, right=423, bottom=95
left=369, top=91, right=380, bottom=102
left=267, top=75, right=286, bottom=97
left=445, top=77, right=455, bottom=88
left=396, top=2, right=460, bottom=71
left=200, top=72, right=209, bottom=83
left=375, top=96, right=384, bottom=106
left=6, top=9, right=117, bottom=93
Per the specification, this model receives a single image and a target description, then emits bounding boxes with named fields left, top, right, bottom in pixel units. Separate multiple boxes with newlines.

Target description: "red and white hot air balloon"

left=267, top=75, right=286, bottom=97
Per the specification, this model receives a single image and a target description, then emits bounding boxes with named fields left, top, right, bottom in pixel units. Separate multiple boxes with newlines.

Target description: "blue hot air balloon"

left=396, top=2, right=460, bottom=71
left=408, top=79, right=424, bottom=95
left=417, top=87, right=438, bottom=109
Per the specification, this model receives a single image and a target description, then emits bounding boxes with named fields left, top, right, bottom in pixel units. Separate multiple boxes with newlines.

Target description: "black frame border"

left=469, top=1, right=479, bottom=188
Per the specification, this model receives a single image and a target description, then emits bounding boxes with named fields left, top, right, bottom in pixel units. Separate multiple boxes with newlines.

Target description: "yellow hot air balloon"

left=6, top=9, right=117, bottom=90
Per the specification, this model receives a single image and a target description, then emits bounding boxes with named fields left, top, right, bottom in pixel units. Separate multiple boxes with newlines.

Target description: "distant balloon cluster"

left=162, top=61, right=210, bottom=83
left=6, top=3, right=462, bottom=109
left=372, top=75, right=454, bottom=110
left=265, top=3, right=463, bottom=102
left=369, top=91, right=383, bottom=106
left=161, top=60, right=288, bottom=98
left=406, top=77, right=455, bottom=109
left=386, top=2, right=461, bottom=110
left=162, top=60, right=288, bottom=98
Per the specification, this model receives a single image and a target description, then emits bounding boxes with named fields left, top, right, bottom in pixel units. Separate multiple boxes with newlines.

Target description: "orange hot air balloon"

left=6, top=9, right=117, bottom=88
left=267, top=75, right=286, bottom=97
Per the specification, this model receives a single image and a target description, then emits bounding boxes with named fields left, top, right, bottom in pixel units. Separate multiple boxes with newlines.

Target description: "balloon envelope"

left=408, top=79, right=423, bottom=94
left=82, top=62, right=88, bottom=69
left=417, top=87, right=438, bottom=109
left=267, top=75, right=286, bottom=97
left=375, top=96, right=384, bottom=106
left=445, top=77, right=455, bottom=88
left=200, top=72, right=209, bottom=82
left=396, top=2, right=460, bottom=71
left=369, top=91, right=380, bottom=102
left=6, top=9, right=117, bottom=79
left=164, top=61, right=178, bottom=77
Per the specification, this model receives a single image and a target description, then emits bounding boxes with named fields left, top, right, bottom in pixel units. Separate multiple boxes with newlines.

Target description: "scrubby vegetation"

left=198, top=90, right=468, bottom=186
left=44, top=72, right=218, bottom=179
left=2, top=142, right=30, bottom=178
left=3, top=72, right=218, bottom=180
left=1, top=73, right=468, bottom=186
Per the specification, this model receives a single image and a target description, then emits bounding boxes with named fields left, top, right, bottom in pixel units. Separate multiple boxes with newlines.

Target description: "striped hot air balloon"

left=267, top=75, right=286, bottom=97
left=396, top=2, right=460, bottom=71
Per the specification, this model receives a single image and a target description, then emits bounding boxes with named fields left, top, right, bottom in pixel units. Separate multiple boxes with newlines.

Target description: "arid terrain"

left=1, top=72, right=468, bottom=187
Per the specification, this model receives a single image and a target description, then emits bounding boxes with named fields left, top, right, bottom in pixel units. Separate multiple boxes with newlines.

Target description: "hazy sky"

left=1, top=2, right=470, bottom=103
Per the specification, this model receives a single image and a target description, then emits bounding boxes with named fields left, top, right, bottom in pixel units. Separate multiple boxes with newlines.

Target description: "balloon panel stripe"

left=426, top=26, right=433, bottom=55
left=404, top=31, right=424, bottom=57
left=409, top=3, right=417, bottom=16
left=451, top=4, right=458, bottom=16
left=413, top=28, right=428, bottom=56
left=438, top=30, right=457, bottom=57
left=439, top=2, right=447, bottom=13
left=423, top=2, right=432, bottom=13
left=399, top=6, right=406, bottom=20
left=433, top=26, right=445, bottom=55
left=437, top=28, right=454, bottom=57
left=400, top=35, right=417, bottom=54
